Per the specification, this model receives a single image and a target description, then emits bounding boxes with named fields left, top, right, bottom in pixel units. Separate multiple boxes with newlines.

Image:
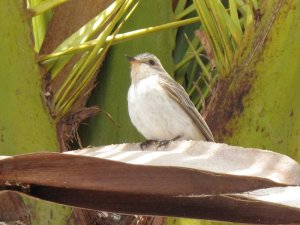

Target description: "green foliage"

left=166, top=218, right=237, bottom=225
left=28, top=0, right=55, bottom=51
left=22, top=196, right=74, bottom=225
left=3, top=0, right=298, bottom=225
left=29, top=0, right=68, bottom=16
left=40, top=0, right=140, bottom=120
left=0, top=0, right=58, bottom=154
left=226, top=0, right=300, bottom=160
left=81, top=0, right=174, bottom=145
left=173, top=0, right=254, bottom=112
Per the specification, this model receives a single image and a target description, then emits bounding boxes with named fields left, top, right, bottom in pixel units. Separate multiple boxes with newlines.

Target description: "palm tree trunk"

left=206, top=0, right=300, bottom=160
left=0, top=1, right=72, bottom=224
left=0, top=0, right=59, bottom=154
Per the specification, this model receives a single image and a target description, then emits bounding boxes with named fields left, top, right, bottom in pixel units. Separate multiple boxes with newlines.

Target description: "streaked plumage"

left=127, top=53, right=214, bottom=142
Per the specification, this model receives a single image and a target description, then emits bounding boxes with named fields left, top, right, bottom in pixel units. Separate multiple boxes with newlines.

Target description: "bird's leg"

left=157, top=140, right=170, bottom=148
left=140, top=139, right=158, bottom=149
left=157, top=135, right=181, bottom=148
left=172, top=135, right=181, bottom=141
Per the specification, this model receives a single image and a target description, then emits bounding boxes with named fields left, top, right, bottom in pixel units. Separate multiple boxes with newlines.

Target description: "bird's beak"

left=126, top=55, right=141, bottom=64
left=126, top=55, right=135, bottom=62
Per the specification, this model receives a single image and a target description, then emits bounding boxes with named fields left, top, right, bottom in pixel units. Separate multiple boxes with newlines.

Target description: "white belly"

left=127, top=76, right=204, bottom=141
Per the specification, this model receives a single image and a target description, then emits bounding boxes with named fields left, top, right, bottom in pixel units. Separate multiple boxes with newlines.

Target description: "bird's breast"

left=128, top=76, right=166, bottom=117
left=127, top=76, right=202, bottom=140
left=127, top=76, right=172, bottom=139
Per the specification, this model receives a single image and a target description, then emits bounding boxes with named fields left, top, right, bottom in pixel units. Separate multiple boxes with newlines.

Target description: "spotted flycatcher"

left=127, top=53, right=214, bottom=145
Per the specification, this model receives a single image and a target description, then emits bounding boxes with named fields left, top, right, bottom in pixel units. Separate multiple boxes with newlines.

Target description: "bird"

left=126, top=53, right=214, bottom=147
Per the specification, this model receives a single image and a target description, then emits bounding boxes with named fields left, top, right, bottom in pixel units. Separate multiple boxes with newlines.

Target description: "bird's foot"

left=157, top=136, right=181, bottom=148
left=140, top=136, right=182, bottom=150
left=172, top=135, right=181, bottom=141
left=157, top=140, right=171, bottom=148
left=140, top=140, right=158, bottom=150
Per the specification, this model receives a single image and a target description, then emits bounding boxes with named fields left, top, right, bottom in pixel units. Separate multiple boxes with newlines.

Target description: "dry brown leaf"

left=1, top=141, right=300, bottom=224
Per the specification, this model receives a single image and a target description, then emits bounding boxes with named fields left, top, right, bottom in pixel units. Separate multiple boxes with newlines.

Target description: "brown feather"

left=159, top=75, right=215, bottom=142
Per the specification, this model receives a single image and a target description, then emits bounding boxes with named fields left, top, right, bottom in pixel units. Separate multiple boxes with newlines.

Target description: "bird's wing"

left=159, top=75, right=215, bottom=142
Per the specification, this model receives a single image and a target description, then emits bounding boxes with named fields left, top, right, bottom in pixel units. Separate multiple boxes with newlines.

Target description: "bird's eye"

left=148, top=59, right=156, bottom=65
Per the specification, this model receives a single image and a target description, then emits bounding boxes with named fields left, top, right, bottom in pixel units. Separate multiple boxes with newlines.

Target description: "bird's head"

left=126, top=53, right=167, bottom=83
